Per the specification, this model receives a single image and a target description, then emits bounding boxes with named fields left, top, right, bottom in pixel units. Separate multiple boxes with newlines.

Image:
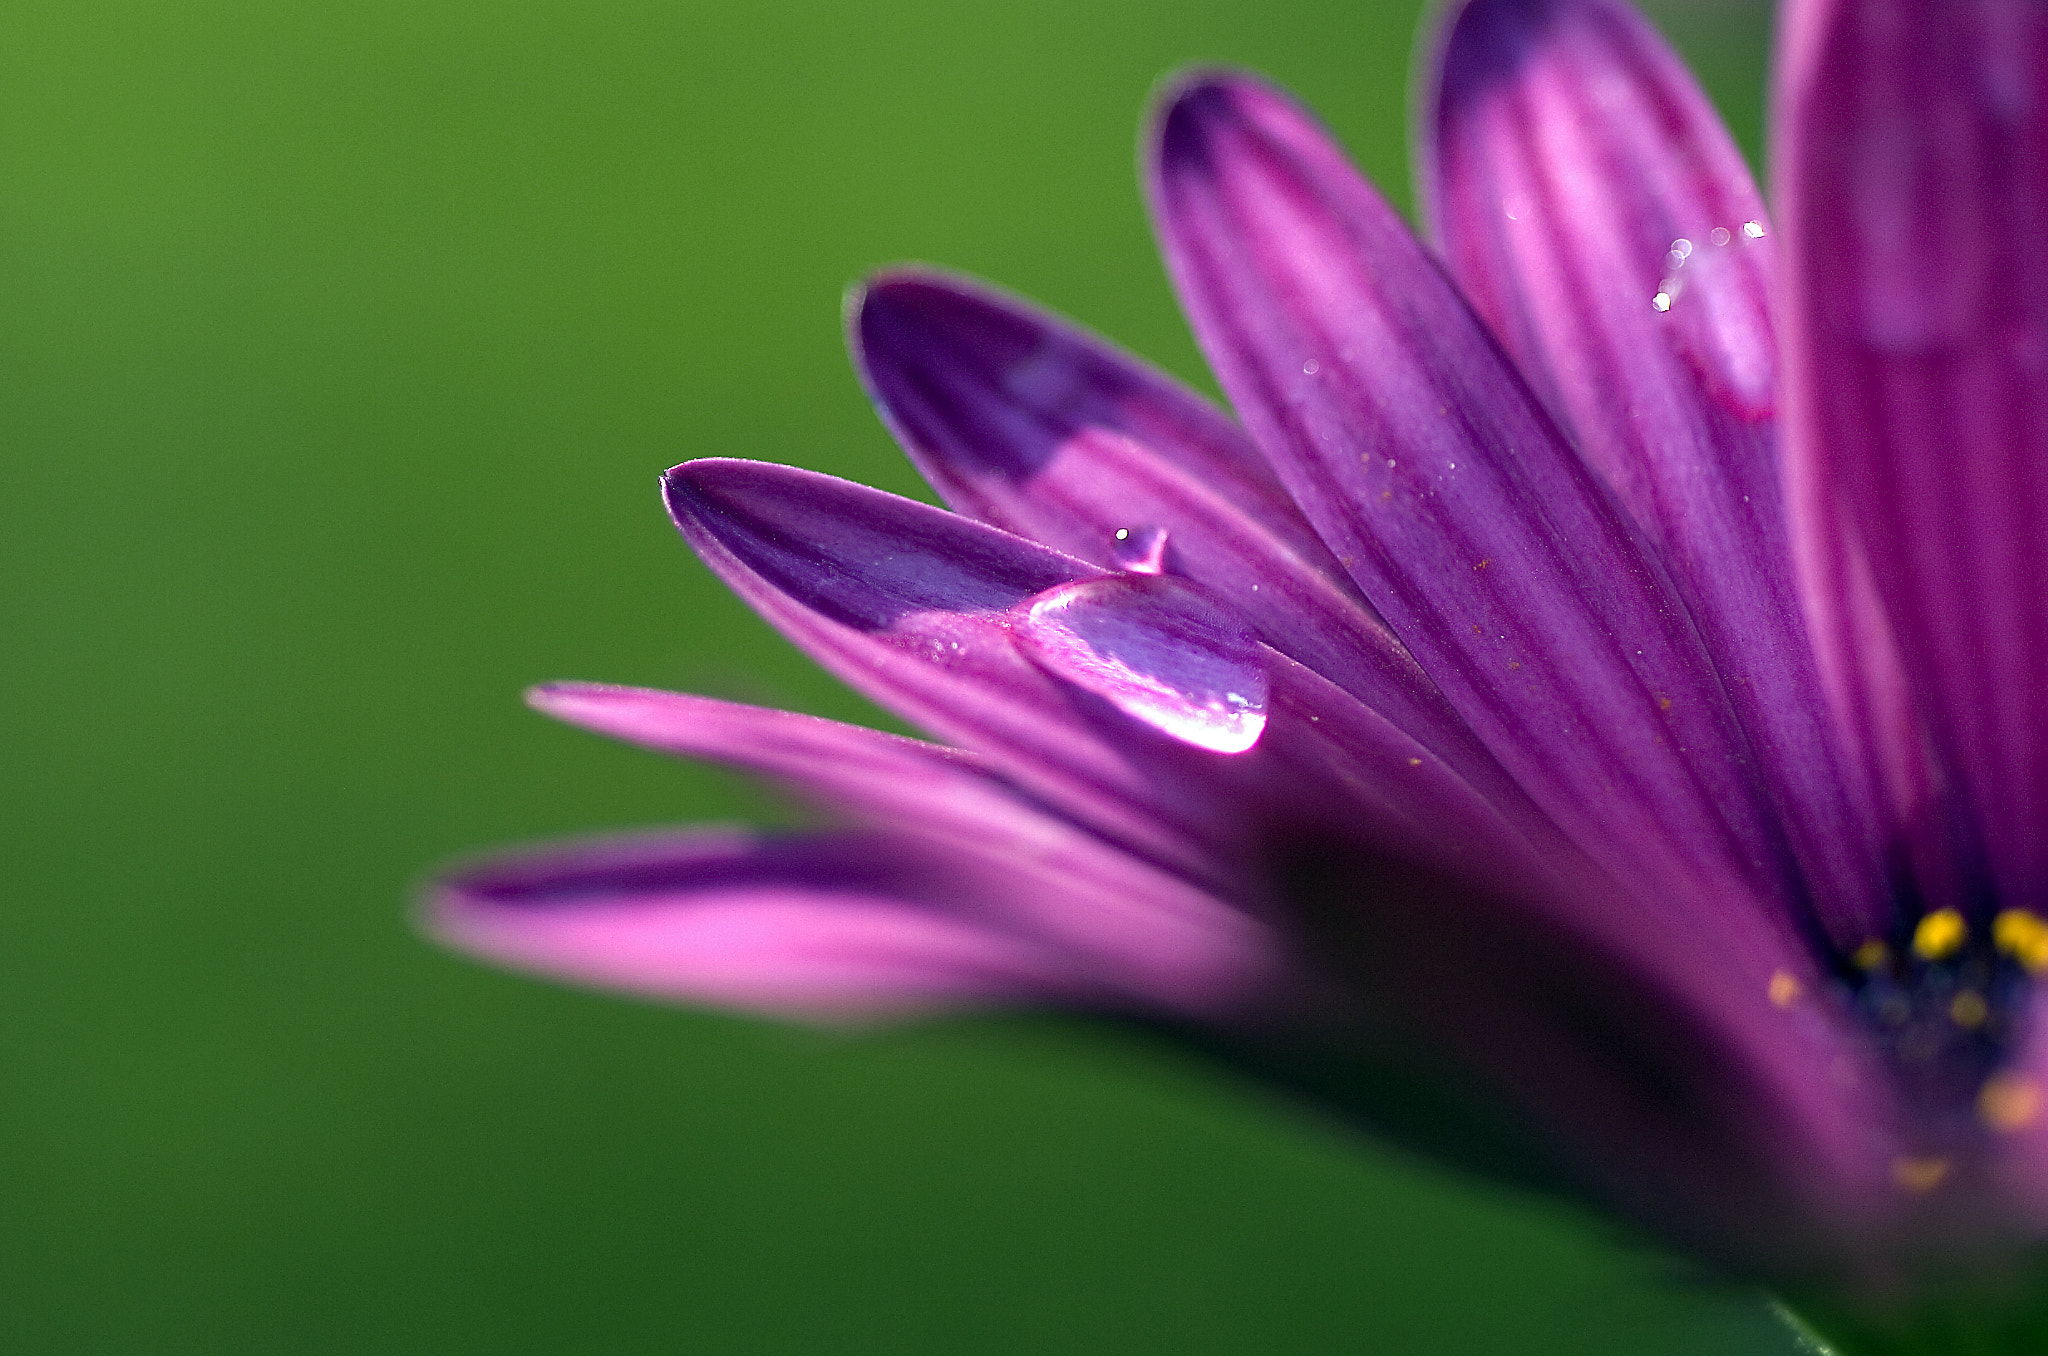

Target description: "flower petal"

left=851, top=268, right=1332, bottom=572
left=1240, top=841, right=1905, bottom=1277
left=852, top=268, right=1514, bottom=799
left=663, top=456, right=1269, bottom=888
left=1146, top=71, right=1804, bottom=934
left=1423, top=0, right=1891, bottom=945
left=430, top=829, right=1108, bottom=1020
left=524, top=681, right=1278, bottom=1003
left=1776, top=0, right=2048, bottom=917
left=662, top=458, right=1562, bottom=902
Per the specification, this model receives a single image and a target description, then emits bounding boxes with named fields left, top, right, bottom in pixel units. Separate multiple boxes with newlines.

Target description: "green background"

left=2, top=0, right=1802, bottom=1350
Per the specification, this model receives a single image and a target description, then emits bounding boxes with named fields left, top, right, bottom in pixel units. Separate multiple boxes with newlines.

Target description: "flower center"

left=1844, top=908, right=2048, bottom=1131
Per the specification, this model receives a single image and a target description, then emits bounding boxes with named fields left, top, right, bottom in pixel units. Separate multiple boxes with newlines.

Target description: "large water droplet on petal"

left=1110, top=524, right=1170, bottom=575
left=1012, top=574, right=1268, bottom=754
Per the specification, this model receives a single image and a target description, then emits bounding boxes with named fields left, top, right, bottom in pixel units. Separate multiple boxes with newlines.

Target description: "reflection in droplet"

left=1012, top=574, right=1268, bottom=754
left=1111, top=524, right=1170, bottom=575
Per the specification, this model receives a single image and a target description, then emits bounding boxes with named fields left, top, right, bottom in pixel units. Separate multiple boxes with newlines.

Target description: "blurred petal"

left=525, top=682, right=1280, bottom=1001
left=1247, top=845, right=1904, bottom=1276
left=431, top=829, right=1104, bottom=1020
left=852, top=269, right=1518, bottom=800
left=1423, top=0, right=1891, bottom=947
left=1146, top=71, right=1806, bottom=944
left=1777, top=0, right=2048, bottom=917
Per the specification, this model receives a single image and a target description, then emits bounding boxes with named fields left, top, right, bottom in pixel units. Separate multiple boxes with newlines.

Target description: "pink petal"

left=1146, top=71, right=1806, bottom=941
left=1777, top=0, right=2048, bottom=917
left=1424, top=0, right=1892, bottom=948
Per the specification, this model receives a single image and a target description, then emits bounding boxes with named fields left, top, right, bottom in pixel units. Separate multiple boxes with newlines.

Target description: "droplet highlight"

left=1012, top=574, right=1268, bottom=754
left=1111, top=524, right=1170, bottom=575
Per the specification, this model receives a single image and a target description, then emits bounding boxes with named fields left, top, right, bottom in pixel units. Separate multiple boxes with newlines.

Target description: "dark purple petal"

left=663, top=456, right=1275, bottom=888
left=1146, top=71, right=1806, bottom=934
left=430, top=829, right=1105, bottom=1020
left=524, top=682, right=1279, bottom=1001
left=1777, top=0, right=2048, bottom=920
left=852, top=269, right=1516, bottom=800
left=1424, top=0, right=1891, bottom=945
left=851, top=268, right=1328, bottom=569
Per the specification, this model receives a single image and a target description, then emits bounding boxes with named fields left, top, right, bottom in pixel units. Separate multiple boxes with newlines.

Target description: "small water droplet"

left=1651, top=289, right=1674, bottom=312
left=1710, top=226, right=1732, bottom=247
left=1012, top=574, right=1268, bottom=754
left=1742, top=220, right=1765, bottom=239
left=1301, top=358, right=1320, bottom=375
left=1110, top=524, right=1170, bottom=575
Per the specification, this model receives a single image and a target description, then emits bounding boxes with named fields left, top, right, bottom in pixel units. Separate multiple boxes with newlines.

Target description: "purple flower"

left=431, top=0, right=2048, bottom=1328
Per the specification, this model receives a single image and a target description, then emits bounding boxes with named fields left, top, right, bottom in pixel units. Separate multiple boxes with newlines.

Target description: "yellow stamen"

left=1768, top=971, right=1802, bottom=1008
left=1891, top=1156, right=1952, bottom=1193
left=1979, top=1074, right=2044, bottom=1133
left=1912, top=909, right=1968, bottom=961
left=1994, top=909, right=2048, bottom=974
left=1949, top=990, right=1989, bottom=1029
left=1851, top=939, right=1890, bottom=971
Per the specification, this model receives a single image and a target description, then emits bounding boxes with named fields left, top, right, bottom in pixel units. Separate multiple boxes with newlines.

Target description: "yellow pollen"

left=1851, top=938, right=1891, bottom=971
left=1949, top=990, right=1989, bottom=1029
left=1979, top=1074, right=2044, bottom=1132
left=1659, top=696, right=1672, bottom=711
left=1767, top=971, right=1802, bottom=1007
left=1891, top=1156, right=1953, bottom=1193
left=1994, top=909, right=2048, bottom=973
left=1912, top=909, right=1968, bottom=961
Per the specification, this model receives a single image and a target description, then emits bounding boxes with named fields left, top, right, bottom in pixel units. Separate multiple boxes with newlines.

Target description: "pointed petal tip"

left=660, top=455, right=771, bottom=528
left=1148, top=68, right=1255, bottom=176
left=525, top=679, right=634, bottom=719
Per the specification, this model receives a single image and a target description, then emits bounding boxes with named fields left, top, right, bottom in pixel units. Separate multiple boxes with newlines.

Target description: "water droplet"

left=1710, top=226, right=1732, bottom=247
left=1742, top=220, right=1765, bottom=239
left=1301, top=358, right=1320, bottom=375
left=1110, top=524, right=1169, bottom=575
left=1651, top=290, right=1674, bottom=312
left=1012, top=574, right=1268, bottom=754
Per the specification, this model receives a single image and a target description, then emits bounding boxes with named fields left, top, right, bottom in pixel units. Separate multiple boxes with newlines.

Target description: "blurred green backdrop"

left=1, top=0, right=1799, bottom=1350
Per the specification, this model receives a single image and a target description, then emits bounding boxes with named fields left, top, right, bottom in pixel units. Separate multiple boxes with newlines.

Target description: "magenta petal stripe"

left=1424, top=0, right=1891, bottom=946
left=1147, top=71, right=1803, bottom=933
left=430, top=829, right=1115, bottom=1019
left=1777, top=0, right=2048, bottom=918
left=525, top=682, right=1278, bottom=1001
